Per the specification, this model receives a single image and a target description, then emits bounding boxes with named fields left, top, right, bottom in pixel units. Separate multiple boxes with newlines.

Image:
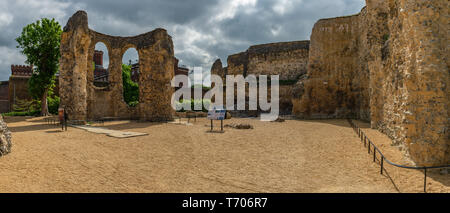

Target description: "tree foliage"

left=122, top=64, right=139, bottom=106
left=15, top=18, right=62, bottom=115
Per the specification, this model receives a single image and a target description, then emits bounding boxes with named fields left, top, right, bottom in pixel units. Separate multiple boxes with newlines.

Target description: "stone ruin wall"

left=215, top=41, right=310, bottom=80
left=60, top=11, right=175, bottom=122
left=247, top=41, right=310, bottom=81
left=226, top=52, right=249, bottom=77
left=211, top=59, right=227, bottom=80
left=293, top=0, right=449, bottom=166
left=211, top=41, right=310, bottom=115
left=292, top=13, right=370, bottom=121
left=370, top=0, right=449, bottom=166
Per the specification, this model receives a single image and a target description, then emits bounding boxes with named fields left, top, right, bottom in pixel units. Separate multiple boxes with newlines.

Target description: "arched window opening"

left=122, top=48, right=139, bottom=107
left=93, top=42, right=109, bottom=87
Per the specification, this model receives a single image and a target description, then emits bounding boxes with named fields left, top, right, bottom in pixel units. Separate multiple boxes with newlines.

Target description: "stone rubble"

left=0, top=115, right=12, bottom=157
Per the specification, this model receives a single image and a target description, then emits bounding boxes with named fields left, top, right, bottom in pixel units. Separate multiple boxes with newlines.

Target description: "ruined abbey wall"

left=214, top=41, right=310, bottom=80
left=292, top=13, right=370, bottom=120
left=247, top=41, right=310, bottom=81
left=370, top=0, right=449, bottom=166
left=60, top=11, right=175, bottom=122
left=211, top=41, right=310, bottom=114
left=211, top=59, right=227, bottom=80
left=293, top=0, right=449, bottom=166
left=226, top=52, right=249, bottom=77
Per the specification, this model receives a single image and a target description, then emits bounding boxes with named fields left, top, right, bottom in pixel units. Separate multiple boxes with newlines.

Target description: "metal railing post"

left=348, top=119, right=450, bottom=193
left=424, top=168, right=427, bottom=193
left=373, top=147, right=376, bottom=162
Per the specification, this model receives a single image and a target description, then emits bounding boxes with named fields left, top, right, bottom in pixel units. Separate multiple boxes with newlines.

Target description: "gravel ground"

left=0, top=116, right=447, bottom=193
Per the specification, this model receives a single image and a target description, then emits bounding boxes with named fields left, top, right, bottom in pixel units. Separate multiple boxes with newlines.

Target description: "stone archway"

left=59, top=11, right=175, bottom=122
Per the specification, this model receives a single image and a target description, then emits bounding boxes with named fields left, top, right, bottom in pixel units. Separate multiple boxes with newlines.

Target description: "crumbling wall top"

left=248, top=40, right=310, bottom=55
left=227, top=52, right=248, bottom=66
left=63, top=10, right=88, bottom=32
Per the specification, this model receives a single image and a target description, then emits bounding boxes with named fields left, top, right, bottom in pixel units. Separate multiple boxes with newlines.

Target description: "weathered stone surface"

left=60, top=11, right=175, bottom=122
left=247, top=41, right=310, bottom=80
left=226, top=52, right=249, bottom=77
left=369, top=0, right=449, bottom=166
left=292, top=12, right=370, bottom=120
left=226, top=112, right=232, bottom=119
left=292, top=0, right=449, bottom=166
left=222, top=41, right=310, bottom=80
left=0, top=115, right=12, bottom=157
left=278, top=85, right=295, bottom=115
left=212, top=40, right=310, bottom=115
left=210, top=59, right=227, bottom=79
left=225, top=123, right=253, bottom=129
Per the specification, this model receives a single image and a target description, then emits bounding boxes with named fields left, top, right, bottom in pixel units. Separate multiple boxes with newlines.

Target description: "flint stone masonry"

left=247, top=41, right=310, bottom=81
left=215, top=41, right=310, bottom=80
left=211, top=59, right=226, bottom=79
left=292, top=13, right=370, bottom=121
left=226, top=52, right=249, bottom=77
left=292, top=0, right=449, bottom=166
left=60, top=11, right=175, bottom=122
left=0, top=115, right=12, bottom=157
left=210, top=41, right=310, bottom=115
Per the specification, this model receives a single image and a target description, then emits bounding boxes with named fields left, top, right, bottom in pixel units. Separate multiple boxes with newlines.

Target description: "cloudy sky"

left=0, top=0, right=365, bottom=81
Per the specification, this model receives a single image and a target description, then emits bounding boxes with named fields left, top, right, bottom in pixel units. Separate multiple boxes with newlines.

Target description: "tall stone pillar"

left=59, top=11, right=91, bottom=121
left=138, top=29, right=175, bottom=121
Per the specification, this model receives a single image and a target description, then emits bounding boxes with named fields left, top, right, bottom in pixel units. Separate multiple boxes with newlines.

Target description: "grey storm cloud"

left=0, top=0, right=365, bottom=81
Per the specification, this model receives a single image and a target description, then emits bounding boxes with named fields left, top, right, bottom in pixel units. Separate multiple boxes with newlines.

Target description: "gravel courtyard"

left=0, top=116, right=448, bottom=193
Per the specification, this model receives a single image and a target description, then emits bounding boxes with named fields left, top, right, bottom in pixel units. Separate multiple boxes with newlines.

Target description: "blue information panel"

left=207, top=108, right=226, bottom=120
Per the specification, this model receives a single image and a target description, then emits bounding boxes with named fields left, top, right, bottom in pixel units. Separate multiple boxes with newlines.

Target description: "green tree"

left=122, top=64, right=139, bottom=106
left=16, top=18, right=62, bottom=116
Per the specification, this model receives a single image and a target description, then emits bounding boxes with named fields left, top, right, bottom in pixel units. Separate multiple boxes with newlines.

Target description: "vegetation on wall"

left=122, top=64, right=139, bottom=107
left=382, top=34, right=390, bottom=43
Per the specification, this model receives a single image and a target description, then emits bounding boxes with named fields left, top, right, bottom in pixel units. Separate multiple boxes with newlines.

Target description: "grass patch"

left=175, top=99, right=211, bottom=112
left=2, top=110, right=41, bottom=117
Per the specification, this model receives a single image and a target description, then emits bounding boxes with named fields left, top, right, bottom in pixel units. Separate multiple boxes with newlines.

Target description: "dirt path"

left=0, top=116, right=447, bottom=193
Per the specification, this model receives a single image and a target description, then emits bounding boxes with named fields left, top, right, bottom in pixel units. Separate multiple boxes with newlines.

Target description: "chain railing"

left=347, top=119, right=450, bottom=193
